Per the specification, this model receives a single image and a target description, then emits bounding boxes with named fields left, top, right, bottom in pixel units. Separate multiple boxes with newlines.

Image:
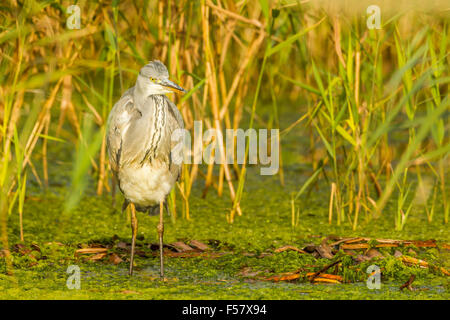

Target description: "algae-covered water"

left=0, top=109, right=449, bottom=300
left=1, top=164, right=449, bottom=299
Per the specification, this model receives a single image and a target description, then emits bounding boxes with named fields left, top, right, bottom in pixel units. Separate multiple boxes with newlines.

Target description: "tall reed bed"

left=0, top=1, right=448, bottom=272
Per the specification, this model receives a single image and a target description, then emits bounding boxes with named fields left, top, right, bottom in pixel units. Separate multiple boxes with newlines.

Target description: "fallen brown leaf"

left=171, top=241, right=194, bottom=252
left=316, top=240, right=334, bottom=259
left=155, top=251, right=227, bottom=259
left=341, top=243, right=398, bottom=250
left=354, top=255, right=371, bottom=263
left=311, top=277, right=341, bottom=284
left=12, top=244, right=38, bottom=259
left=365, top=248, right=384, bottom=259
left=407, top=240, right=436, bottom=248
left=329, top=238, right=358, bottom=247
left=399, top=256, right=450, bottom=276
left=343, top=237, right=366, bottom=244
left=394, top=250, right=403, bottom=258
left=88, top=252, right=108, bottom=261
left=30, top=243, right=41, bottom=252
left=441, top=268, right=450, bottom=276
left=309, top=260, right=341, bottom=283
left=242, top=252, right=256, bottom=257
left=109, top=253, right=123, bottom=265
left=306, top=273, right=343, bottom=281
left=189, top=240, right=210, bottom=251
left=13, top=244, right=30, bottom=255
left=274, top=245, right=307, bottom=254
left=344, top=249, right=356, bottom=256
left=330, top=237, right=448, bottom=251
left=400, top=275, right=416, bottom=291
left=76, top=248, right=108, bottom=255
left=400, top=256, right=429, bottom=268
left=266, top=272, right=301, bottom=282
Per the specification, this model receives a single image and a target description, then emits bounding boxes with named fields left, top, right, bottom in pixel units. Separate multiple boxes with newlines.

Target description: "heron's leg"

left=157, top=200, right=164, bottom=280
left=111, top=175, right=117, bottom=207
left=129, top=203, right=138, bottom=276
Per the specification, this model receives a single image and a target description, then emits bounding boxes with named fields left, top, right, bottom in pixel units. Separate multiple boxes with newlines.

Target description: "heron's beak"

left=159, top=79, right=186, bottom=93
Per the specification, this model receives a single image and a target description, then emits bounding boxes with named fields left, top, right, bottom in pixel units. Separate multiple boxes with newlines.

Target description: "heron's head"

left=137, top=60, right=186, bottom=95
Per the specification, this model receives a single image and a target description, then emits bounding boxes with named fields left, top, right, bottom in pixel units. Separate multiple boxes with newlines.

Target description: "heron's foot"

left=129, top=203, right=138, bottom=276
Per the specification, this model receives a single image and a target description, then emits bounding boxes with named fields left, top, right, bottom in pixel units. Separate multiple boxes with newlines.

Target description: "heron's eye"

left=150, top=77, right=155, bottom=82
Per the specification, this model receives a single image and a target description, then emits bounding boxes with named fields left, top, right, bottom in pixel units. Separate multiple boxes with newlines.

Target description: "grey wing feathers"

left=106, top=88, right=134, bottom=176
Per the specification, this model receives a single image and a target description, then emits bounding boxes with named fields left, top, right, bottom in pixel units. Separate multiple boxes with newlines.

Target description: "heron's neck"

left=144, top=95, right=167, bottom=163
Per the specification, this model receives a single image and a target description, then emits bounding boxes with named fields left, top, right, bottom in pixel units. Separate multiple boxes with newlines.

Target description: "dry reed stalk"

left=201, top=1, right=242, bottom=216
left=329, top=182, right=336, bottom=224
left=206, top=1, right=263, bottom=29
left=333, top=16, right=346, bottom=68
left=176, top=180, right=190, bottom=220
left=96, top=128, right=107, bottom=195
left=219, top=32, right=265, bottom=120
left=42, top=112, right=50, bottom=187
left=22, top=79, right=63, bottom=177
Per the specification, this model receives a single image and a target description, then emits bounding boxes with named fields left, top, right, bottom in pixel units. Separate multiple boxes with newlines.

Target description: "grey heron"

left=106, top=60, right=185, bottom=278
